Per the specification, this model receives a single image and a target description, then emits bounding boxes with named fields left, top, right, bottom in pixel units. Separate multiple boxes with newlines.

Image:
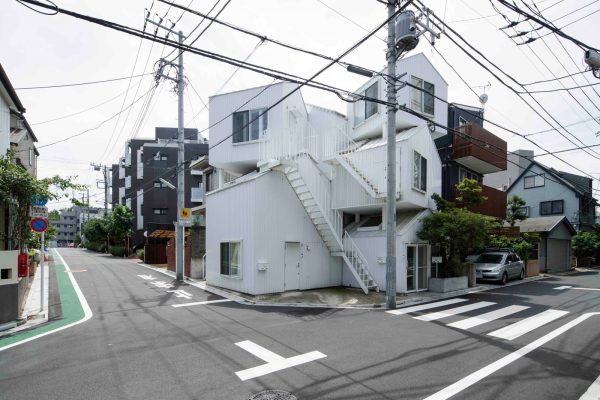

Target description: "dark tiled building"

left=435, top=103, right=508, bottom=219
left=111, top=127, right=208, bottom=248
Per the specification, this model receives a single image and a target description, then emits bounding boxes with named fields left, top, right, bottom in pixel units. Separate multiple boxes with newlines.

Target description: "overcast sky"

left=1, top=0, right=599, bottom=209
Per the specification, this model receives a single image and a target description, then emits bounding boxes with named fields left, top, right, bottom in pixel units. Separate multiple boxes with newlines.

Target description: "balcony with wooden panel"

left=452, top=184, right=507, bottom=219
left=452, top=123, right=507, bottom=174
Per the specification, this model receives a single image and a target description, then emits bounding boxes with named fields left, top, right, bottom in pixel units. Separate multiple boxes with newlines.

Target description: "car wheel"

left=519, top=269, right=525, bottom=280
left=500, top=272, right=508, bottom=285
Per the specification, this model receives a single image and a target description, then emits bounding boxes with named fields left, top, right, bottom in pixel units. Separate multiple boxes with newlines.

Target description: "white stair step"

left=298, top=192, right=312, bottom=201
left=287, top=172, right=301, bottom=181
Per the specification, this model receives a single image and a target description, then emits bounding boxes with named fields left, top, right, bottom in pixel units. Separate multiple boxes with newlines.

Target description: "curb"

left=131, top=260, right=550, bottom=310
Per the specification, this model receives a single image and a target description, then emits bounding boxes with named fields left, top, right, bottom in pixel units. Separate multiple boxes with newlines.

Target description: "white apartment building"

left=206, top=53, right=447, bottom=295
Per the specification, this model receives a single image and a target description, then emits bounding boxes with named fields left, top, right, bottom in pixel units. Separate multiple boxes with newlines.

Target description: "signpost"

left=29, top=195, right=48, bottom=315
left=179, top=207, right=191, bottom=227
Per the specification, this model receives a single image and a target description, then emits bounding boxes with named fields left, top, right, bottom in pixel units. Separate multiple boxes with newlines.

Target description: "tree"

left=418, top=207, right=496, bottom=277
left=107, top=205, right=133, bottom=250
left=47, top=210, right=60, bottom=221
left=83, top=217, right=108, bottom=245
left=506, top=195, right=527, bottom=227
left=455, top=178, right=487, bottom=210
left=572, top=231, right=600, bottom=260
left=0, top=150, right=85, bottom=250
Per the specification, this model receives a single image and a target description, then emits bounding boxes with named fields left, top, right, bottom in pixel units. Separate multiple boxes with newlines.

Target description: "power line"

left=14, top=73, right=151, bottom=90
left=522, top=70, right=589, bottom=86
left=315, top=0, right=386, bottom=43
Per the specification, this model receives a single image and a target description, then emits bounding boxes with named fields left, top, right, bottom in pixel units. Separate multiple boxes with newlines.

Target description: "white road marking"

left=234, top=340, right=326, bottom=381
left=414, top=302, right=496, bottom=322
left=424, top=312, right=600, bottom=400
left=138, top=274, right=156, bottom=281
left=579, top=373, right=600, bottom=400
left=447, top=305, right=530, bottom=330
left=386, top=298, right=468, bottom=315
left=488, top=309, right=569, bottom=340
left=166, top=289, right=193, bottom=299
left=0, top=249, right=93, bottom=353
left=151, top=281, right=174, bottom=289
left=554, top=286, right=572, bottom=290
left=553, top=285, right=600, bottom=292
left=171, top=299, right=232, bottom=308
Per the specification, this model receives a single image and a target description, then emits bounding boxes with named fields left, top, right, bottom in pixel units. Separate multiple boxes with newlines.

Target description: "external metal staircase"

left=283, top=158, right=378, bottom=294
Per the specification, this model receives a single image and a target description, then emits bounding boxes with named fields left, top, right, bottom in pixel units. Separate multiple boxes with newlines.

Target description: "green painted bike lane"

left=0, top=249, right=91, bottom=351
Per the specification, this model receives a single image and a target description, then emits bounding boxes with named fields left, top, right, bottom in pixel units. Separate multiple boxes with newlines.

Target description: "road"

left=0, top=248, right=599, bottom=400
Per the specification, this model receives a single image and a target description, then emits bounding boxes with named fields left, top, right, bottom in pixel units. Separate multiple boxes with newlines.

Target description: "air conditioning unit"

left=395, top=11, right=419, bottom=53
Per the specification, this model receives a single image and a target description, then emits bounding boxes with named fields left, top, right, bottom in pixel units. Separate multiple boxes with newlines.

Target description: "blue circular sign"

left=30, top=218, right=48, bottom=233
left=31, top=195, right=48, bottom=206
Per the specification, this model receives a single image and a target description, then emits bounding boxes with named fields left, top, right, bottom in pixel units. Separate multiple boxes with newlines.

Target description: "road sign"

left=432, top=256, right=443, bottom=263
left=179, top=208, right=191, bottom=226
left=30, top=195, right=48, bottom=206
left=29, top=205, right=49, bottom=218
left=29, top=218, right=48, bottom=233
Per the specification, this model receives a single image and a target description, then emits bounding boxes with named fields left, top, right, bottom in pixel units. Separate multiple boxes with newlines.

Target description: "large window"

left=153, top=153, right=168, bottom=161
left=220, top=242, right=241, bottom=277
left=411, top=76, right=435, bottom=115
left=413, top=151, right=427, bottom=192
left=524, top=174, right=545, bottom=188
left=232, top=108, right=268, bottom=143
left=459, top=167, right=480, bottom=183
left=540, top=200, right=564, bottom=215
left=353, top=81, right=379, bottom=126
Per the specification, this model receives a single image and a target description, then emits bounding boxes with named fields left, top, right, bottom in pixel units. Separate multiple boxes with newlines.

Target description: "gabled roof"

left=0, top=63, right=25, bottom=113
left=505, top=216, right=576, bottom=235
left=399, top=52, right=449, bottom=86
left=507, top=159, right=594, bottom=198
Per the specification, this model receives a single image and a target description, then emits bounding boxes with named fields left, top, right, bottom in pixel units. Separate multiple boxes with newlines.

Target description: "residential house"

left=110, top=127, right=209, bottom=250
left=206, top=53, right=446, bottom=295
left=435, top=103, right=507, bottom=218
left=506, top=159, right=598, bottom=231
left=484, top=149, right=534, bottom=190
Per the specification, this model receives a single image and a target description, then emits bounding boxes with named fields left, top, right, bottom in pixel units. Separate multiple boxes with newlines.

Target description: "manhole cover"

left=248, top=390, right=297, bottom=400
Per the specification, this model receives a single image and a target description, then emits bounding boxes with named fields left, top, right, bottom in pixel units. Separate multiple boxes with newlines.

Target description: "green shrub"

left=136, top=248, right=145, bottom=261
left=86, top=242, right=106, bottom=253
left=109, top=246, right=127, bottom=257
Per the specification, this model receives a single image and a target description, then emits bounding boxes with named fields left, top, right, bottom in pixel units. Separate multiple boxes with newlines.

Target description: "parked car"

left=473, top=251, right=525, bottom=285
left=67, top=243, right=75, bottom=248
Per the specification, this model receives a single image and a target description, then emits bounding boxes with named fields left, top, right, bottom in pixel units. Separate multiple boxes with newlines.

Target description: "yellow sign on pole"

left=179, top=208, right=191, bottom=226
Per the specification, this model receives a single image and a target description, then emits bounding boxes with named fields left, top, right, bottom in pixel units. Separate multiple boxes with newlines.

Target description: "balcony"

left=191, top=187, right=204, bottom=203
left=453, top=123, right=507, bottom=174
left=452, top=184, right=507, bottom=219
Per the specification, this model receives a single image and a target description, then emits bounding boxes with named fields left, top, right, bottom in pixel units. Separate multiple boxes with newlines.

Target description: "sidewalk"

left=135, top=260, right=549, bottom=310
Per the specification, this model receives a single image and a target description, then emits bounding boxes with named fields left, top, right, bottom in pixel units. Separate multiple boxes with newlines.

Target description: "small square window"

left=220, top=242, right=241, bottom=277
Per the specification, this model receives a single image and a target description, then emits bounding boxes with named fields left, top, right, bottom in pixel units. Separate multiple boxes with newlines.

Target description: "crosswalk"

left=388, top=298, right=570, bottom=341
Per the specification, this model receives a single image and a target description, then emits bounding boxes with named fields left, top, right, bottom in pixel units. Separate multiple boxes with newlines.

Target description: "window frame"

left=220, top=241, right=241, bottom=278
left=458, top=167, right=480, bottom=183
left=410, top=76, right=435, bottom=116
left=524, top=174, right=545, bottom=189
left=539, top=200, right=564, bottom=215
left=232, top=108, right=268, bottom=144
left=152, top=208, right=168, bottom=215
left=413, top=150, right=427, bottom=192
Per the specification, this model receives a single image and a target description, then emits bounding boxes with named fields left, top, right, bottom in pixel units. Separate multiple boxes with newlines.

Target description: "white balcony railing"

left=191, top=187, right=204, bottom=203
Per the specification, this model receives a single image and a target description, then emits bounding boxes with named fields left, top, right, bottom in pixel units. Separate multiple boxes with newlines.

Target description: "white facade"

left=206, top=55, right=447, bottom=295
left=0, top=94, right=10, bottom=155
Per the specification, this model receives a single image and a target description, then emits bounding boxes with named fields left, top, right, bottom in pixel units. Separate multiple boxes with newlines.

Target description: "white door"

left=284, top=242, right=301, bottom=291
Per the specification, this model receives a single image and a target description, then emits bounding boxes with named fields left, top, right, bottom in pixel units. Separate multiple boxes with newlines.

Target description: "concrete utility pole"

left=148, top=17, right=186, bottom=282
left=91, top=163, right=110, bottom=215
left=385, top=0, right=398, bottom=310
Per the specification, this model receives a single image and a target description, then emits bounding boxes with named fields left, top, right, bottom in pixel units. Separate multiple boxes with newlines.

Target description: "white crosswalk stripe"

left=414, top=302, right=496, bottom=322
left=386, top=298, right=468, bottom=315
left=487, top=309, right=569, bottom=340
left=447, top=305, right=530, bottom=330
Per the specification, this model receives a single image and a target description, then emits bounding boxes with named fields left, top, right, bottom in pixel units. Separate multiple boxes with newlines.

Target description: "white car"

left=473, top=251, right=525, bottom=285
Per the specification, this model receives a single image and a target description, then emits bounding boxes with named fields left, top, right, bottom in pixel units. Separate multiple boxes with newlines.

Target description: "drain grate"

left=248, top=390, right=297, bottom=400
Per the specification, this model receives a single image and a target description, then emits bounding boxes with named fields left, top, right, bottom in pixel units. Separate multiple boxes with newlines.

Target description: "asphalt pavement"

left=0, top=248, right=598, bottom=400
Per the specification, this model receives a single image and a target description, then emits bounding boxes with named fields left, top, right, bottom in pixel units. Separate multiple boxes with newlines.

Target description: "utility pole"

left=91, top=163, right=110, bottom=215
left=385, top=0, right=398, bottom=309
left=148, top=17, right=186, bottom=282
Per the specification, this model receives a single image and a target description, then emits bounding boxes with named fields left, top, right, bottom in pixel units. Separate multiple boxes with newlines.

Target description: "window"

left=154, top=153, right=168, bottom=161
left=540, top=200, right=564, bottom=215
left=29, top=148, right=33, bottom=166
left=353, top=81, right=379, bottom=126
left=524, top=174, right=545, bottom=188
left=517, top=206, right=529, bottom=217
left=411, top=76, right=435, bottom=115
left=220, top=242, right=241, bottom=277
left=459, top=168, right=480, bottom=183
left=458, top=116, right=468, bottom=126
left=153, top=208, right=168, bottom=215
left=153, top=180, right=168, bottom=188
left=232, top=108, right=268, bottom=143
left=413, top=151, right=427, bottom=192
